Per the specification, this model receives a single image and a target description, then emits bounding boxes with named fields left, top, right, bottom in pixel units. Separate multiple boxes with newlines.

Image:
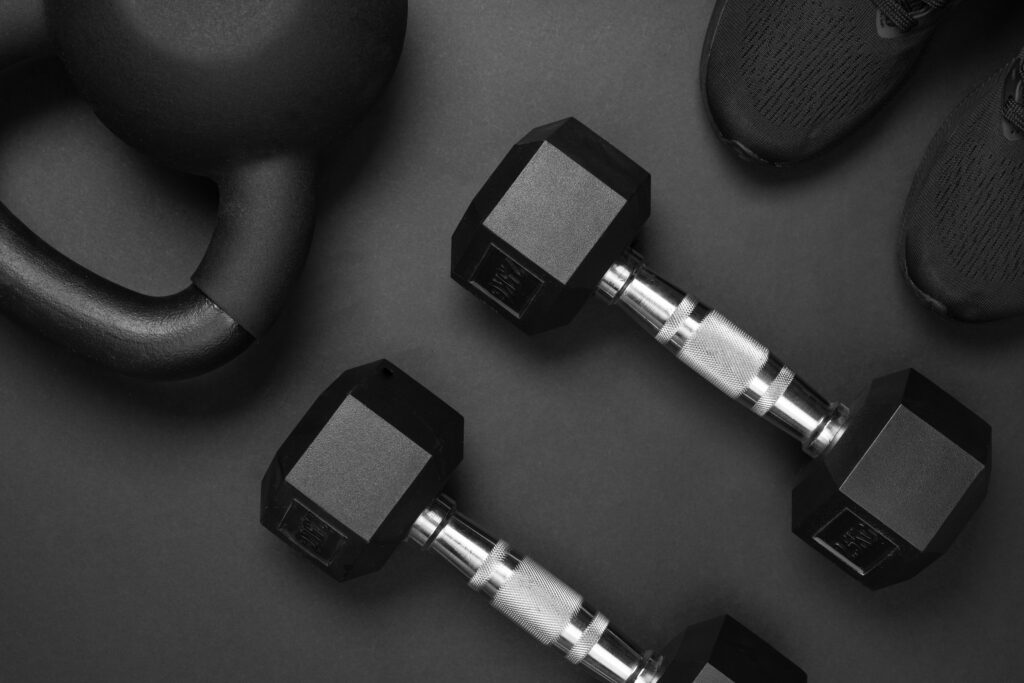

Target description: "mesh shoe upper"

left=902, top=56, right=1024, bottom=322
left=701, top=0, right=944, bottom=165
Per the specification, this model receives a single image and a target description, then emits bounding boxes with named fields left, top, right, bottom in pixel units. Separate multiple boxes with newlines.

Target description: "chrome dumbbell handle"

left=407, top=496, right=662, bottom=683
left=597, top=250, right=848, bottom=458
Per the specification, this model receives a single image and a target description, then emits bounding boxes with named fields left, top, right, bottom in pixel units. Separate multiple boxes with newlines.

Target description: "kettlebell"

left=0, top=0, right=407, bottom=378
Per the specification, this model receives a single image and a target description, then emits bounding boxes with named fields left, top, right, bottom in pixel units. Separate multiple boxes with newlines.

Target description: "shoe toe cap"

left=703, top=85, right=838, bottom=166
left=902, top=236, right=996, bottom=322
left=901, top=65, right=1024, bottom=323
left=701, top=0, right=926, bottom=165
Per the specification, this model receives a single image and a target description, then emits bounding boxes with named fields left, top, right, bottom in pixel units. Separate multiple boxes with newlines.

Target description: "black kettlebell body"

left=0, top=0, right=407, bottom=378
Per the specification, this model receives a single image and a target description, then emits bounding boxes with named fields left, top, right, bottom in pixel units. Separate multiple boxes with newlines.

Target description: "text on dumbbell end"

left=279, top=500, right=347, bottom=565
left=470, top=245, right=543, bottom=317
left=812, top=508, right=898, bottom=576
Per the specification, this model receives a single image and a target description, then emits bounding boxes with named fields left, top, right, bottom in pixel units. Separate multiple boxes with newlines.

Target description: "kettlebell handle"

left=0, top=5, right=317, bottom=379
left=0, top=157, right=316, bottom=378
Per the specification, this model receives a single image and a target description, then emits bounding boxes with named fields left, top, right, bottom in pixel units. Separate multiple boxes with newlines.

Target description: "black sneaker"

left=701, top=0, right=955, bottom=166
left=902, top=49, right=1024, bottom=322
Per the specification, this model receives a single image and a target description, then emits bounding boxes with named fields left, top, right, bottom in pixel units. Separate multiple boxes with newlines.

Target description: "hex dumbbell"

left=451, top=118, right=992, bottom=589
left=262, top=360, right=806, bottom=683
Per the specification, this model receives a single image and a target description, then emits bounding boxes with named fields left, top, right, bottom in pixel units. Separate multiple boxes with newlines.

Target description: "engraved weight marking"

left=489, top=260, right=526, bottom=302
left=296, top=514, right=328, bottom=551
left=470, top=245, right=543, bottom=316
left=813, top=508, right=898, bottom=576
left=279, top=500, right=346, bottom=565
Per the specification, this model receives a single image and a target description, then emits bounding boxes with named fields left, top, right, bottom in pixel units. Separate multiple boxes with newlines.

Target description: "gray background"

left=1, top=2, right=1023, bottom=681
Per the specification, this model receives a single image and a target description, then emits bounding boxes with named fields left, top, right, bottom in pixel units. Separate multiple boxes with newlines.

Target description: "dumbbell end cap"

left=451, top=117, right=650, bottom=333
left=261, top=360, right=463, bottom=581
left=792, top=369, right=990, bottom=589
left=655, top=615, right=806, bottom=682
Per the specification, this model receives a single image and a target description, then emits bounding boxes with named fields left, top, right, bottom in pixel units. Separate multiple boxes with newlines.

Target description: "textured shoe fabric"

left=701, top=0, right=952, bottom=166
left=902, top=52, right=1024, bottom=322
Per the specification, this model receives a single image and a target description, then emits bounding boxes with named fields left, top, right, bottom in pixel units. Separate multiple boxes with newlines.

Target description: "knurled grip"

left=469, top=541, right=610, bottom=663
left=657, top=297, right=795, bottom=415
left=603, top=254, right=845, bottom=454
left=567, top=612, right=610, bottom=665
left=754, top=366, right=795, bottom=417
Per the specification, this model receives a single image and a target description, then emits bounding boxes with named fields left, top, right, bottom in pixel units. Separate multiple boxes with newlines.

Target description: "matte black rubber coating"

left=262, top=360, right=464, bottom=582
left=0, top=5, right=254, bottom=379
left=0, top=68, right=312, bottom=379
left=192, top=154, right=317, bottom=337
left=0, top=2, right=406, bottom=378
left=0, top=0, right=47, bottom=70
left=0, top=143, right=311, bottom=377
left=0, top=201, right=252, bottom=379
left=44, top=1, right=408, bottom=175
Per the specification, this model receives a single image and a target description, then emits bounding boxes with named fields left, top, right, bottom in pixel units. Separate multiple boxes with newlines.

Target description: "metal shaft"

left=597, top=250, right=848, bottom=457
left=407, top=496, right=663, bottom=683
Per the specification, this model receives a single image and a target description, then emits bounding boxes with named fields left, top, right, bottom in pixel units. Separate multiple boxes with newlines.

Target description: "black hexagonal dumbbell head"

left=793, top=370, right=990, bottom=589
left=658, top=616, right=806, bottom=682
left=263, top=360, right=808, bottom=680
left=451, top=117, right=650, bottom=333
left=261, top=360, right=463, bottom=581
left=452, top=118, right=992, bottom=590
